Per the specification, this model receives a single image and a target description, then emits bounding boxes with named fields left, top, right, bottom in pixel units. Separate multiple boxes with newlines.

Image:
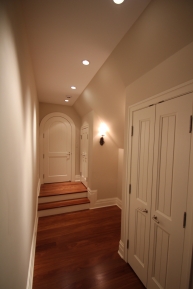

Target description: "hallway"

left=33, top=206, right=145, bottom=289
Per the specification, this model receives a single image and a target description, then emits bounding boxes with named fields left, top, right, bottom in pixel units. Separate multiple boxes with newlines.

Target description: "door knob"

left=152, top=215, right=159, bottom=224
left=138, top=208, right=148, bottom=213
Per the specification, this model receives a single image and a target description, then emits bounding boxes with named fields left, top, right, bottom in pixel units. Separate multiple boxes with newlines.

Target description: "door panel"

left=43, top=116, right=71, bottom=183
left=128, top=106, right=155, bottom=286
left=147, top=94, right=192, bottom=289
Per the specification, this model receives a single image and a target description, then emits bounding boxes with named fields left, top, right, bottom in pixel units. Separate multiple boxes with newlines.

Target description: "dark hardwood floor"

left=33, top=206, right=145, bottom=289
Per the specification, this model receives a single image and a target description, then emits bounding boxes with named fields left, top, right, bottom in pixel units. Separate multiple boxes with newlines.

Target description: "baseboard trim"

left=92, top=197, right=122, bottom=209
left=116, top=198, right=122, bottom=209
left=87, top=188, right=97, bottom=208
left=26, top=179, right=40, bottom=289
left=75, top=175, right=81, bottom=182
left=118, top=240, right=124, bottom=259
left=26, top=214, right=38, bottom=289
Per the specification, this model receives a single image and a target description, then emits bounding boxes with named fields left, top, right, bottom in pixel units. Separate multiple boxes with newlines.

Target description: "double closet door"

left=128, top=93, right=193, bottom=289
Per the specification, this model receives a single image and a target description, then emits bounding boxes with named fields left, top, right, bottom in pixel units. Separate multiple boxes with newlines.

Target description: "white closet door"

left=147, top=94, right=192, bottom=289
left=43, top=116, right=71, bottom=183
left=128, top=106, right=155, bottom=286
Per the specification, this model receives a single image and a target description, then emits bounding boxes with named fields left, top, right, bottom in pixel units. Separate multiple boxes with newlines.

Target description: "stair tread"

left=39, top=181, right=87, bottom=198
left=38, top=197, right=90, bottom=211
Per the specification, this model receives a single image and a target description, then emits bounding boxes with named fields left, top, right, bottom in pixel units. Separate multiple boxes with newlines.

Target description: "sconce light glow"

left=99, top=123, right=108, bottom=136
left=71, top=86, right=76, bottom=90
left=113, top=0, right=124, bottom=3
left=82, top=60, right=90, bottom=65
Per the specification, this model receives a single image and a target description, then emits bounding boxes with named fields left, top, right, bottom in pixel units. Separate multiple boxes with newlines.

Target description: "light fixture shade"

left=82, top=60, right=90, bottom=65
left=113, top=0, right=124, bottom=4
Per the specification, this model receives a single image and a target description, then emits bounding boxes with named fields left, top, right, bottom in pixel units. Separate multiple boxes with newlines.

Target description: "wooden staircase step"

left=38, top=191, right=87, bottom=204
left=38, top=198, right=90, bottom=211
left=39, top=181, right=87, bottom=198
left=38, top=197, right=90, bottom=217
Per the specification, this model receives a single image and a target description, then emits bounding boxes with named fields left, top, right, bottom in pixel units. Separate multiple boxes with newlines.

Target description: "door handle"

left=137, top=208, right=148, bottom=213
left=152, top=215, right=159, bottom=224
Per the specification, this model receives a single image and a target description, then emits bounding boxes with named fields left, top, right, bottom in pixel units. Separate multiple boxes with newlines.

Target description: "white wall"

left=0, top=1, right=39, bottom=288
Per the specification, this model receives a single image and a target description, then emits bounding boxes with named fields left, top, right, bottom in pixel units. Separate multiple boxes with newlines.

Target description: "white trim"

left=87, top=187, right=97, bottom=208
left=128, top=79, right=193, bottom=110
left=38, top=203, right=90, bottom=217
left=122, top=80, right=193, bottom=288
left=37, top=178, right=41, bottom=197
left=75, top=175, right=81, bottom=182
left=116, top=198, right=122, bottom=209
left=91, top=197, right=122, bottom=209
left=26, top=215, right=38, bottom=289
left=118, top=240, right=124, bottom=259
left=39, top=112, right=76, bottom=184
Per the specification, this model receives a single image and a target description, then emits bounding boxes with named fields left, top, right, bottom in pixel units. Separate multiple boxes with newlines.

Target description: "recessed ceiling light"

left=82, top=60, right=90, bottom=65
left=113, top=0, right=124, bottom=4
left=71, top=86, right=76, bottom=90
left=65, top=99, right=69, bottom=102
left=66, top=95, right=72, bottom=99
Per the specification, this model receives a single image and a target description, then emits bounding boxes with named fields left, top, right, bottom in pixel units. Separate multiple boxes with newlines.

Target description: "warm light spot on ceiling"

left=65, top=99, right=69, bottom=102
left=71, top=86, right=76, bottom=90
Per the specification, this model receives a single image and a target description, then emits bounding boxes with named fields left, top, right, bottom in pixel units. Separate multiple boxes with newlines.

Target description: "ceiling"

left=23, top=0, right=151, bottom=106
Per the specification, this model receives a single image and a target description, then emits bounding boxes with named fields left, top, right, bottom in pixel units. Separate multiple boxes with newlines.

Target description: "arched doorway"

left=40, top=112, right=76, bottom=184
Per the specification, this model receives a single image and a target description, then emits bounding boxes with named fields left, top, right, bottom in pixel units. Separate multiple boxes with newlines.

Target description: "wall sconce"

left=99, top=123, right=107, bottom=146
left=100, top=135, right=105, bottom=146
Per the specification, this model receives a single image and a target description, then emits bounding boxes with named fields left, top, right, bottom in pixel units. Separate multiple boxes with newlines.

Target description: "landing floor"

left=33, top=206, right=145, bottom=289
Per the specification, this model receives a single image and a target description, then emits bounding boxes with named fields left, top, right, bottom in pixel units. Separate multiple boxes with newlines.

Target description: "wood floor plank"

left=39, top=181, right=87, bottom=197
left=33, top=206, right=145, bottom=289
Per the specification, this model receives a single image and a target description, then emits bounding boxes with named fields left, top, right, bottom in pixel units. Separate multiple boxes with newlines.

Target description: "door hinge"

left=189, top=115, right=192, bottom=133
left=129, top=184, right=131, bottom=194
left=127, top=240, right=129, bottom=249
left=183, top=212, right=187, bottom=228
left=43, top=174, right=44, bottom=179
left=131, top=126, right=134, bottom=136
left=43, top=154, right=44, bottom=159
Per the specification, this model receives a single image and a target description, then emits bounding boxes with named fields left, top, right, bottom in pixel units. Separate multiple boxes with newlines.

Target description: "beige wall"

left=0, top=1, right=39, bottom=289
left=74, top=0, right=193, bottom=149
left=74, top=0, right=193, bottom=204
left=39, top=102, right=81, bottom=175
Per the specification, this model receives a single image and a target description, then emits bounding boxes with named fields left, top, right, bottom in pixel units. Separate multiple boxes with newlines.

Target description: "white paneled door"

left=80, top=126, right=88, bottom=186
left=128, top=106, right=155, bottom=285
left=147, top=94, right=192, bottom=289
left=43, top=116, right=72, bottom=183
left=128, top=93, right=193, bottom=289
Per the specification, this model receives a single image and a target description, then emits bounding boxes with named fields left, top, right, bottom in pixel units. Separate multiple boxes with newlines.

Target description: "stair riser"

left=38, top=203, right=90, bottom=217
left=38, top=192, right=87, bottom=204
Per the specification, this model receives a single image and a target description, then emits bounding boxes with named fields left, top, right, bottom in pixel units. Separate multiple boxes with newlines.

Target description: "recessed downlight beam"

left=71, top=86, right=76, bottom=90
